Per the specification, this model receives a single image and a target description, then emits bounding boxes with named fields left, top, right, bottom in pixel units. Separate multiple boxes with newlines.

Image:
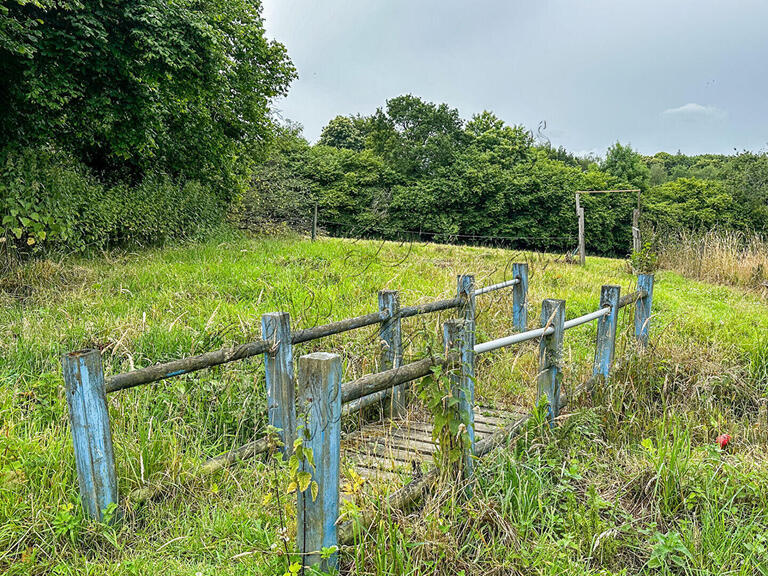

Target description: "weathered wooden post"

left=261, top=312, right=296, bottom=457
left=442, top=319, right=475, bottom=483
left=593, top=285, right=621, bottom=378
left=297, top=352, right=342, bottom=571
left=512, top=262, right=528, bottom=331
left=635, top=274, right=654, bottom=347
left=457, top=273, right=475, bottom=345
left=379, top=290, right=405, bottom=417
left=62, top=349, right=118, bottom=521
left=632, top=209, right=641, bottom=253
left=576, top=193, right=586, bottom=266
left=537, top=299, right=565, bottom=425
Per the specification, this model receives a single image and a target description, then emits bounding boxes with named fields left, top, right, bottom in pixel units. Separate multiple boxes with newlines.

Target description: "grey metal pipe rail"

left=563, top=306, right=611, bottom=330
left=341, top=304, right=615, bottom=399
left=473, top=325, right=554, bottom=355
left=474, top=277, right=520, bottom=296
left=474, top=298, right=634, bottom=356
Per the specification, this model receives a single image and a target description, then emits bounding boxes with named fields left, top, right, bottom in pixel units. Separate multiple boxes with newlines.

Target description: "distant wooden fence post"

left=576, top=193, right=586, bottom=265
left=62, top=349, right=118, bottom=521
left=635, top=274, right=654, bottom=347
left=593, top=285, right=621, bottom=378
left=537, top=299, right=565, bottom=425
left=379, top=290, right=405, bottom=417
left=261, top=312, right=296, bottom=457
left=632, top=209, right=641, bottom=253
left=512, top=262, right=528, bottom=331
left=442, top=319, right=475, bottom=482
left=297, top=352, right=342, bottom=571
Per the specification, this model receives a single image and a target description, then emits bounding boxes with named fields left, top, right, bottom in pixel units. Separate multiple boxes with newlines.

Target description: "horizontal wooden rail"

left=106, top=340, right=271, bottom=393
left=200, top=437, right=271, bottom=474
left=291, top=311, right=387, bottom=344
left=399, top=297, right=461, bottom=319
left=341, top=352, right=459, bottom=404
left=106, top=288, right=507, bottom=393
left=618, top=289, right=647, bottom=309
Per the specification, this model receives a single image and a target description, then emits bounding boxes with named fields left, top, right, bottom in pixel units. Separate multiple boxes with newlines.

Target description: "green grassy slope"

left=2, top=232, right=767, bottom=574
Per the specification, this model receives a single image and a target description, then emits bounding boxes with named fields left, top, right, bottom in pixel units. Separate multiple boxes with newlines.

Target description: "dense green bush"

left=0, top=147, right=223, bottom=254
left=1, top=0, right=294, bottom=256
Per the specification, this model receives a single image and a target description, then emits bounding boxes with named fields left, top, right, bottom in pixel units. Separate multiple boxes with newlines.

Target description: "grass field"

left=2, top=231, right=768, bottom=575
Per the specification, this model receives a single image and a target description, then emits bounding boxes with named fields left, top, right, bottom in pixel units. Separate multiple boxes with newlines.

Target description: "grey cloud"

left=263, top=0, right=768, bottom=155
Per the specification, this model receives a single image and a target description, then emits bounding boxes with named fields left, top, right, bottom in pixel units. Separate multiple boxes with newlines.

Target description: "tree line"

left=2, top=1, right=766, bottom=258
left=245, top=95, right=768, bottom=256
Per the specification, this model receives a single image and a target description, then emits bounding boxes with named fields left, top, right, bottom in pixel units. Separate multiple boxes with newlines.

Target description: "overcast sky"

left=262, top=0, right=768, bottom=156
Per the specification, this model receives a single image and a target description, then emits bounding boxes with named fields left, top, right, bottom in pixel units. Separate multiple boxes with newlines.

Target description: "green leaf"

left=297, top=470, right=312, bottom=492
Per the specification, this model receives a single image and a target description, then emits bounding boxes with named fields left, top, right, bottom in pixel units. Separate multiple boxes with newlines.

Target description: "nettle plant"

left=418, top=364, right=473, bottom=481
left=266, top=419, right=336, bottom=576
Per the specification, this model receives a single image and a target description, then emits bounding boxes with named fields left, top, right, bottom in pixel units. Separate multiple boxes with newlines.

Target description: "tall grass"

left=655, top=229, right=768, bottom=291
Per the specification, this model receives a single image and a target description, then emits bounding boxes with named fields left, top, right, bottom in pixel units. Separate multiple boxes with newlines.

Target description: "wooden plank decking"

left=341, top=406, right=525, bottom=489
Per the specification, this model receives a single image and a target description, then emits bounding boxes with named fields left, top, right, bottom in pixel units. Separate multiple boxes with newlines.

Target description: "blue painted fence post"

left=379, top=290, right=405, bottom=417
left=62, top=349, right=118, bottom=521
left=457, top=273, right=475, bottom=355
left=442, top=319, right=475, bottom=483
left=261, top=312, right=296, bottom=457
left=297, top=352, right=342, bottom=571
left=512, top=262, right=529, bottom=332
left=457, top=274, right=475, bottom=325
left=635, top=274, right=654, bottom=347
left=593, top=285, right=621, bottom=378
left=537, top=299, right=565, bottom=425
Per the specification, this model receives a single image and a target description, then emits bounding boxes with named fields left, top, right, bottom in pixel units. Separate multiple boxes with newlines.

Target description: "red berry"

left=716, top=434, right=732, bottom=449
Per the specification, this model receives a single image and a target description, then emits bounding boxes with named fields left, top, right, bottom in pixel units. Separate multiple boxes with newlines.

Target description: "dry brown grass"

left=656, top=229, right=768, bottom=292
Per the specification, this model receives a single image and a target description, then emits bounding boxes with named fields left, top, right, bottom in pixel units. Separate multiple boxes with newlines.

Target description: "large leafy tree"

left=318, top=115, right=368, bottom=151
left=0, top=0, right=295, bottom=197
left=602, top=142, right=650, bottom=190
left=368, top=95, right=465, bottom=178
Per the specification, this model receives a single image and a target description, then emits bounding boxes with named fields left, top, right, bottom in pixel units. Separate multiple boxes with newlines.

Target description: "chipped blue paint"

left=512, top=263, right=529, bottom=331
left=379, top=290, right=405, bottom=417
left=537, top=299, right=565, bottom=426
left=62, top=349, right=118, bottom=521
left=635, top=274, right=654, bottom=346
left=443, top=318, right=475, bottom=484
left=297, top=352, right=341, bottom=571
left=262, top=312, right=296, bottom=457
left=457, top=275, right=476, bottom=469
left=593, top=285, right=621, bottom=378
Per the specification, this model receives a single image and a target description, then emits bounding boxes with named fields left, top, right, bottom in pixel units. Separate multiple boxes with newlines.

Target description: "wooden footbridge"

left=342, top=405, right=524, bottom=484
left=62, top=262, right=654, bottom=571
